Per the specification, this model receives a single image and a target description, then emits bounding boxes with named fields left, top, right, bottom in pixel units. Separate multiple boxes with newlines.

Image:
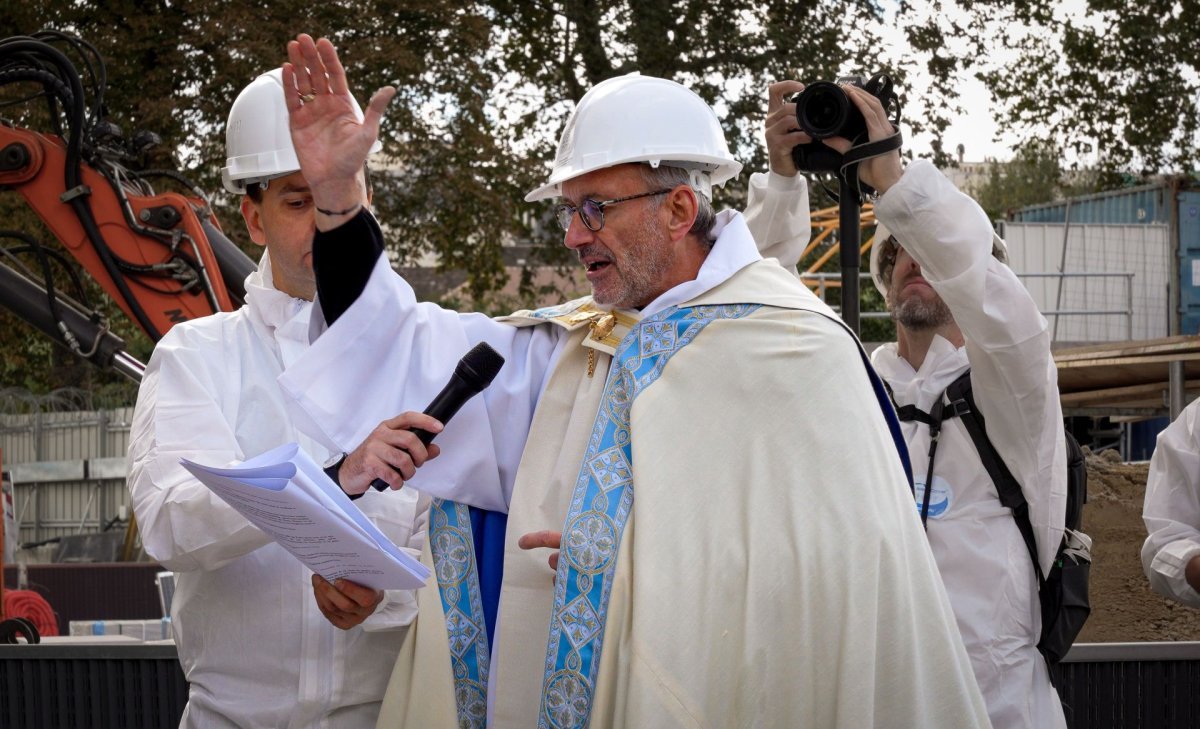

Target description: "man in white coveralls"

left=126, top=65, right=436, bottom=727
left=1143, top=399, right=1200, bottom=608
left=745, top=78, right=1069, bottom=729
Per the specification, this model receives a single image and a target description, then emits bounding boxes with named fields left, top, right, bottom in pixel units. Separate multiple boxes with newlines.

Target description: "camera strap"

left=841, top=131, right=904, bottom=169
left=839, top=130, right=904, bottom=204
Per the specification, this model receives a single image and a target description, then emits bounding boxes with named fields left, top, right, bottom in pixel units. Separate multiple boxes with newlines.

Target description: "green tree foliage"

left=943, top=0, right=1200, bottom=176
left=973, top=140, right=1101, bottom=222
left=0, top=1, right=1006, bottom=396
left=858, top=281, right=895, bottom=345
left=0, top=0, right=497, bottom=396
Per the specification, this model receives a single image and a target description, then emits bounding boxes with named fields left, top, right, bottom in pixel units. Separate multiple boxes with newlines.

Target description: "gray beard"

left=891, top=294, right=953, bottom=331
left=592, top=213, right=672, bottom=308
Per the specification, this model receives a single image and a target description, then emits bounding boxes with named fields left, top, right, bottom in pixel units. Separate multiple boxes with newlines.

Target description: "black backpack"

left=891, top=369, right=1091, bottom=664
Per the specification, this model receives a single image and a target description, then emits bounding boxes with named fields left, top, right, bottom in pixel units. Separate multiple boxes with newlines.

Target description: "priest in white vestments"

left=275, top=34, right=990, bottom=729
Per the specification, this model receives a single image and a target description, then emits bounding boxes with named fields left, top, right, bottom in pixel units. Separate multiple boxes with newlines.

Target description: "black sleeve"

left=312, top=207, right=385, bottom=325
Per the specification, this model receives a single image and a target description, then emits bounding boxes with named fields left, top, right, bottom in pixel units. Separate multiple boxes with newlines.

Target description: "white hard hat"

left=525, top=73, right=742, bottom=202
left=221, top=69, right=382, bottom=194
left=869, top=223, right=1010, bottom=296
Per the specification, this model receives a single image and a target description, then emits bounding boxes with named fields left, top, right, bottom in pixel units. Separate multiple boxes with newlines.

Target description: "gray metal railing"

left=800, top=272, right=892, bottom=319
left=1017, top=271, right=1135, bottom=341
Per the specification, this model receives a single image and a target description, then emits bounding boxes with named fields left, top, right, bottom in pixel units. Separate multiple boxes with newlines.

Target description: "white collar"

left=243, top=250, right=312, bottom=337
left=872, top=334, right=966, bottom=383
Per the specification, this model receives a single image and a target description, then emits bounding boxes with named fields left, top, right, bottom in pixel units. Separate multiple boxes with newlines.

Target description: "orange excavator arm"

left=0, top=124, right=239, bottom=338
left=0, top=31, right=255, bottom=380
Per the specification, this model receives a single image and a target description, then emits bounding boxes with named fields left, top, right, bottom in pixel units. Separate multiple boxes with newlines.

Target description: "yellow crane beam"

left=801, top=203, right=886, bottom=289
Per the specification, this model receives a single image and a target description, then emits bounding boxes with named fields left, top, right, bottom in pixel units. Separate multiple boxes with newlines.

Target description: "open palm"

left=283, top=34, right=394, bottom=192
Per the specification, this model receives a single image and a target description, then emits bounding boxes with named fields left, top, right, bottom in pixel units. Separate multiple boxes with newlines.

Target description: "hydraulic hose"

left=0, top=259, right=142, bottom=381
left=0, top=38, right=163, bottom=339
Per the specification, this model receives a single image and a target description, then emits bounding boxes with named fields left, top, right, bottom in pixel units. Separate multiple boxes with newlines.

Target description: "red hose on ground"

left=3, top=589, right=58, bottom=636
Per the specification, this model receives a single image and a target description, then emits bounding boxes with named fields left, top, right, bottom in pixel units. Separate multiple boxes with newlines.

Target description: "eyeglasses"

left=878, top=235, right=900, bottom=271
left=554, top=189, right=674, bottom=232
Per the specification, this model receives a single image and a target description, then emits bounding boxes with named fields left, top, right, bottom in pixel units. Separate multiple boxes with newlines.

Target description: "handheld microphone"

left=371, top=341, right=505, bottom=491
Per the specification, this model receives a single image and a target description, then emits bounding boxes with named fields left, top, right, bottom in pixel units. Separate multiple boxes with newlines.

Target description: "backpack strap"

left=944, top=371, right=1046, bottom=584
left=885, top=379, right=958, bottom=528
left=897, top=370, right=1086, bottom=674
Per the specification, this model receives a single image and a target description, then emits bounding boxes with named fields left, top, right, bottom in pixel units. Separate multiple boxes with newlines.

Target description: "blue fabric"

left=857, top=347, right=914, bottom=488
left=429, top=499, right=490, bottom=729
left=468, top=505, right=507, bottom=647
left=538, top=303, right=760, bottom=729
left=532, top=303, right=914, bottom=729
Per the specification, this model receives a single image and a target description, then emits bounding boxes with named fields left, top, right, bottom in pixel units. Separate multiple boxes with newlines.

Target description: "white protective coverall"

left=1143, top=397, right=1200, bottom=607
left=127, top=253, right=425, bottom=729
left=748, top=160, right=1068, bottom=729
left=278, top=201, right=990, bottom=728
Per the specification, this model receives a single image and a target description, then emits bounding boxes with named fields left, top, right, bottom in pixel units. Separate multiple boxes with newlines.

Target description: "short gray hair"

left=638, top=164, right=717, bottom=243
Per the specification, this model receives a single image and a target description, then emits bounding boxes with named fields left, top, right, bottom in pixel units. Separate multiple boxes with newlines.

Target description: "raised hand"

left=821, top=84, right=904, bottom=194
left=764, top=80, right=811, bottom=177
left=282, top=34, right=395, bottom=219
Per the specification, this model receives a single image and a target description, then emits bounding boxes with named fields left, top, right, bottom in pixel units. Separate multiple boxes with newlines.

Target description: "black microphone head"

left=455, top=342, right=505, bottom=392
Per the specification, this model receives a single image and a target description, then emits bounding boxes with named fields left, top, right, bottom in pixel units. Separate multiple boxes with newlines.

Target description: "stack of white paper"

left=181, top=442, right=430, bottom=591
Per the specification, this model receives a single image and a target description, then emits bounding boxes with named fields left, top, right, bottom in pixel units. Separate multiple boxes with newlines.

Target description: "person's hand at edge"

left=312, top=574, right=384, bottom=630
left=1186, top=553, right=1200, bottom=594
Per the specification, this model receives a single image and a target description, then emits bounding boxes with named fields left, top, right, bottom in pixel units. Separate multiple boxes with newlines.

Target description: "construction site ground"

left=1082, top=449, right=1200, bottom=642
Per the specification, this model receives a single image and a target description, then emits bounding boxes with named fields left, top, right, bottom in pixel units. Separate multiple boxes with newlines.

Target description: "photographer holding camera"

left=745, top=81, right=1070, bottom=729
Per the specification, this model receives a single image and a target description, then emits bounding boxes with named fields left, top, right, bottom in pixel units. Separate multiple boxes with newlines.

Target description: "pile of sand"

left=1079, top=449, right=1200, bottom=642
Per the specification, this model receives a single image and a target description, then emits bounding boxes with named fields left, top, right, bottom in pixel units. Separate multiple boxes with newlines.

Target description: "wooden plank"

left=1059, top=380, right=1200, bottom=404
left=1056, top=359, right=1200, bottom=393
left=1057, top=352, right=1200, bottom=369
left=1054, top=335, right=1200, bottom=363
left=1061, top=381, right=1170, bottom=404
left=1062, top=406, right=1165, bottom=418
left=1053, top=334, right=1200, bottom=359
left=1065, top=394, right=1166, bottom=409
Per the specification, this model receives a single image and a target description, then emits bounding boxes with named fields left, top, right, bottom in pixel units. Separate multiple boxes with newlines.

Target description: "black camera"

left=791, top=73, right=898, bottom=174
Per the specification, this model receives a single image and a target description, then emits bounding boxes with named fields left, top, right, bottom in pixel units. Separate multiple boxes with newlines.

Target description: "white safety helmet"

left=525, top=73, right=742, bottom=202
left=221, top=68, right=382, bottom=194
left=869, top=222, right=1010, bottom=296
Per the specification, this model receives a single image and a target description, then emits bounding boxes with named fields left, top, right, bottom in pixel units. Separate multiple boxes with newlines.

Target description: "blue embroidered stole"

left=537, top=303, right=760, bottom=729
left=429, top=498, right=491, bottom=729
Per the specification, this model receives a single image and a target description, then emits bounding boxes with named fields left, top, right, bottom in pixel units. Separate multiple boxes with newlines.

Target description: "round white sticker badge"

left=914, top=475, right=953, bottom=519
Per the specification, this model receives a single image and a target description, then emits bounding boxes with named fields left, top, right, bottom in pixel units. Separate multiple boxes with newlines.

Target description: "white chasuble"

left=382, top=261, right=989, bottom=728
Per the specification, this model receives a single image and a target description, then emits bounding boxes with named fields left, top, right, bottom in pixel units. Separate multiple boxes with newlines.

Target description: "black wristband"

left=323, top=455, right=363, bottom=501
left=316, top=202, right=362, bottom=217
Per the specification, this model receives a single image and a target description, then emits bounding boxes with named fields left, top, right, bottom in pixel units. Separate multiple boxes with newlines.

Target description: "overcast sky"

left=926, top=76, right=1015, bottom=163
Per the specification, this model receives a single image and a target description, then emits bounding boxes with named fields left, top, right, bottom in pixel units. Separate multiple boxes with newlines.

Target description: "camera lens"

left=796, top=82, right=850, bottom=140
